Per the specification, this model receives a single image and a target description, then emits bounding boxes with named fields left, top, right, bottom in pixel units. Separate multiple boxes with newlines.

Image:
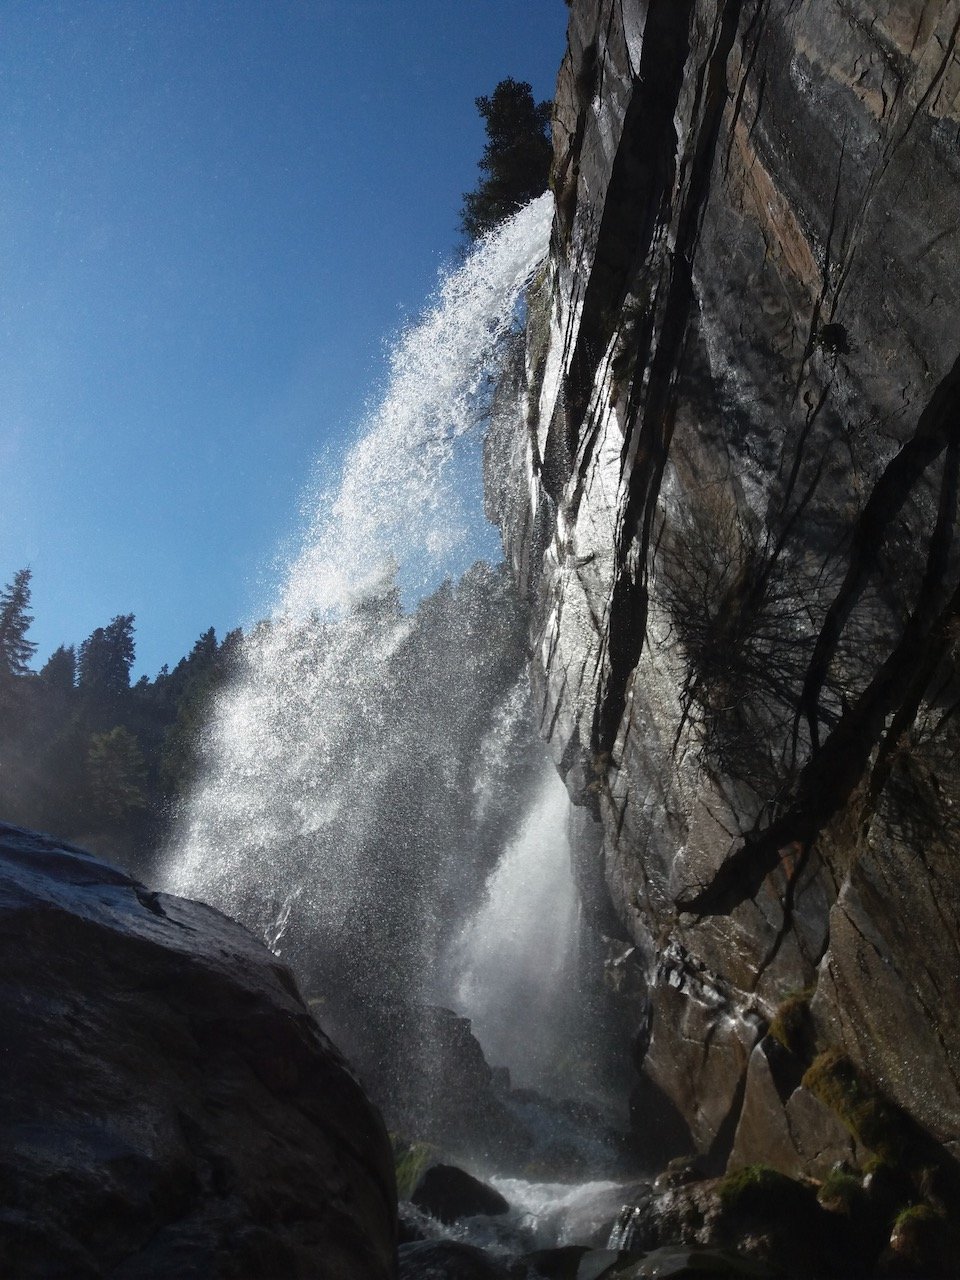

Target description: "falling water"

left=165, top=194, right=551, bottom=916
left=162, top=197, right=570, bottom=1086
left=448, top=766, right=579, bottom=1091
left=160, top=191, right=644, bottom=1248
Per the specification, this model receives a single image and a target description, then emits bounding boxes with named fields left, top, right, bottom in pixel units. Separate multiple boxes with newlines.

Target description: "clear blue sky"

left=1, top=0, right=566, bottom=676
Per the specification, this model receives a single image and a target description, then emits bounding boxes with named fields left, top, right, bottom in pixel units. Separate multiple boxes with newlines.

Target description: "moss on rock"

left=392, top=1136, right=437, bottom=1201
left=802, top=1050, right=907, bottom=1163
left=768, top=989, right=814, bottom=1061
left=817, top=1167, right=865, bottom=1215
left=718, top=1164, right=814, bottom=1216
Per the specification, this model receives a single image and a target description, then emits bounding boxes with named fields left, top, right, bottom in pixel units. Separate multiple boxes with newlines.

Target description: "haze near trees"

left=0, top=566, right=240, bottom=877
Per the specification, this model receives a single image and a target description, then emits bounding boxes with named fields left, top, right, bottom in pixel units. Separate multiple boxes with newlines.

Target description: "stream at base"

left=403, top=1176, right=644, bottom=1255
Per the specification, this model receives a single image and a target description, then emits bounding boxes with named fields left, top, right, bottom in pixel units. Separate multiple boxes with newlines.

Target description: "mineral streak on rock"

left=0, top=822, right=397, bottom=1279
left=489, top=0, right=960, bottom=1175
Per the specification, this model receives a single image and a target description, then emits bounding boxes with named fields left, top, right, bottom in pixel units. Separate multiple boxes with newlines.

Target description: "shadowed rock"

left=411, top=1164, right=509, bottom=1224
left=0, top=822, right=396, bottom=1278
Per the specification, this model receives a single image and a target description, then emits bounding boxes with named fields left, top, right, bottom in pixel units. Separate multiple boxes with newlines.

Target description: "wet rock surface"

left=490, top=0, right=960, bottom=1193
left=0, top=822, right=396, bottom=1279
left=411, top=1165, right=510, bottom=1225
left=612, top=1172, right=851, bottom=1279
left=398, top=1239, right=510, bottom=1280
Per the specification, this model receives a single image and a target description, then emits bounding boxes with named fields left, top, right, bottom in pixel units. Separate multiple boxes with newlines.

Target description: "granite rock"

left=0, top=822, right=396, bottom=1278
left=489, top=0, right=960, bottom=1179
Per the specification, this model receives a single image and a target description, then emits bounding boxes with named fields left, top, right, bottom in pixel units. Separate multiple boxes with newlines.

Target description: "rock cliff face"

left=491, top=0, right=960, bottom=1179
left=0, top=823, right=396, bottom=1278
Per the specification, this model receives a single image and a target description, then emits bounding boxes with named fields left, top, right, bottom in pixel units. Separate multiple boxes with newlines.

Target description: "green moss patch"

left=893, top=1203, right=940, bottom=1231
left=718, top=1165, right=815, bottom=1217
left=391, top=1135, right=436, bottom=1201
left=817, top=1168, right=864, bottom=1215
left=802, top=1050, right=907, bottom=1163
left=768, top=989, right=814, bottom=1061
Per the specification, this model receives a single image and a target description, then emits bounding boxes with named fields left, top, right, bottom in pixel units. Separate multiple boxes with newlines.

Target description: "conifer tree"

left=87, top=725, right=147, bottom=822
left=40, top=644, right=76, bottom=691
left=459, top=78, right=552, bottom=241
left=0, top=568, right=37, bottom=677
left=78, top=615, right=136, bottom=695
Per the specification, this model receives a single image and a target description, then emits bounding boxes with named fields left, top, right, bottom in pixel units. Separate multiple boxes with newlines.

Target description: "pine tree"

left=78, top=615, right=136, bottom=695
left=87, top=725, right=147, bottom=822
left=459, top=78, right=552, bottom=241
left=0, top=568, right=37, bottom=677
left=40, top=644, right=76, bottom=692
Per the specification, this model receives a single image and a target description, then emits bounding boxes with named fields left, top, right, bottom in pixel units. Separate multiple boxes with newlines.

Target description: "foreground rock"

left=0, top=822, right=396, bottom=1278
left=398, top=1240, right=509, bottom=1279
left=523, top=1245, right=770, bottom=1278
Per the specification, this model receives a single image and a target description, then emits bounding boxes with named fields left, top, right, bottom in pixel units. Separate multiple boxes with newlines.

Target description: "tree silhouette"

left=40, top=644, right=76, bottom=692
left=0, top=568, right=37, bottom=678
left=78, top=615, right=136, bottom=696
left=87, top=726, right=147, bottom=823
left=460, top=78, right=552, bottom=241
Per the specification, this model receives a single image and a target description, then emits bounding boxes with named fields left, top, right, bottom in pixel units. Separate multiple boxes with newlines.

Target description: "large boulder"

left=0, top=822, right=396, bottom=1278
left=410, top=1164, right=509, bottom=1224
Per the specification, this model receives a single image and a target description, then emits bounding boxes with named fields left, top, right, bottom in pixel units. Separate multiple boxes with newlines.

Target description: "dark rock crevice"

left=595, top=0, right=745, bottom=757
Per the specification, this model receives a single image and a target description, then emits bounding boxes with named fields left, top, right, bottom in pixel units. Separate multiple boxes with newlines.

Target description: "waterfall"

left=448, top=765, right=579, bottom=1092
left=162, top=197, right=573, bottom=1099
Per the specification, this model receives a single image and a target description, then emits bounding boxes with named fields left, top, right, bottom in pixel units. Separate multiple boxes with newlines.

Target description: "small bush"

left=814, top=322, right=849, bottom=355
left=817, top=1167, right=864, bottom=1215
left=656, top=478, right=818, bottom=791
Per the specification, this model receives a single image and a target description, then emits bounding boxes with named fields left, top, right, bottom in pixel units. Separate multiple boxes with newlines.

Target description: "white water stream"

left=449, top=765, right=579, bottom=1090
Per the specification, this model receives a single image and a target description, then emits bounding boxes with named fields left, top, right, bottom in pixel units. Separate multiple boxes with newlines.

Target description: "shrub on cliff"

left=459, top=78, right=551, bottom=240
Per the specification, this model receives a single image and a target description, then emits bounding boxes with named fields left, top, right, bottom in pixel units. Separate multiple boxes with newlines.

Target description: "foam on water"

left=403, top=1175, right=639, bottom=1255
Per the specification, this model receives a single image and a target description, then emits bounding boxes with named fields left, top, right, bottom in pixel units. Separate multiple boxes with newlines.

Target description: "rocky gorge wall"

left=490, top=0, right=960, bottom=1181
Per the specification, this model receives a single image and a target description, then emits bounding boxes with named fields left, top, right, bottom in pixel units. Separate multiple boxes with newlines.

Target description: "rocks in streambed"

left=0, top=821, right=396, bottom=1278
left=399, top=1241, right=772, bottom=1280
left=399, top=1239, right=511, bottom=1279
left=611, top=1170, right=848, bottom=1279
left=522, top=1245, right=772, bottom=1277
left=411, top=1163, right=510, bottom=1224
left=608, top=1160, right=960, bottom=1279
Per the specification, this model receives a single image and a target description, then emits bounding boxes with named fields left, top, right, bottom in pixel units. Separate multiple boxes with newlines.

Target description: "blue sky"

left=1, top=0, right=566, bottom=676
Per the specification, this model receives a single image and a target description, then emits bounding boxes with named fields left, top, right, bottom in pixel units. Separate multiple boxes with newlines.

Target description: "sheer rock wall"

left=490, top=0, right=960, bottom=1175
